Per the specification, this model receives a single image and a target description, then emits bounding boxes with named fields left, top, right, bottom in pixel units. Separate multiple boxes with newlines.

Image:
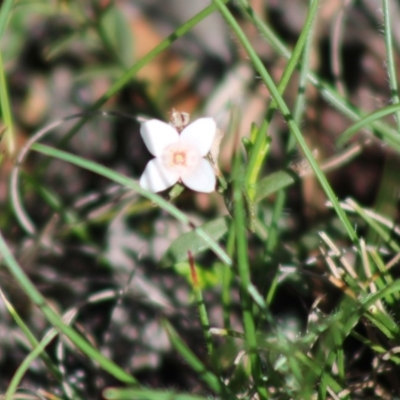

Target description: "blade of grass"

left=359, top=282, right=400, bottom=340
left=0, top=289, right=62, bottom=383
left=5, top=322, right=77, bottom=400
left=162, top=319, right=226, bottom=396
left=0, top=231, right=137, bottom=385
left=0, top=0, right=14, bottom=155
left=11, top=113, right=90, bottom=235
left=344, top=198, right=400, bottom=253
left=188, top=251, right=214, bottom=356
left=22, top=171, right=92, bottom=242
left=232, top=150, right=268, bottom=399
left=5, top=288, right=120, bottom=400
left=383, top=0, right=400, bottom=132
left=222, top=223, right=235, bottom=329
left=161, top=217, right=230, bottom=266
left=0, top=51, right=15, bottom=155
left=104, top=388, right=209, bottom=400
left=351, top=330, right=400, bottom=363
left=369, top=250, right=398, bottom=305
left=31, top=142, right=231, bottom=265
left=337, top=104, right=400, bottom=147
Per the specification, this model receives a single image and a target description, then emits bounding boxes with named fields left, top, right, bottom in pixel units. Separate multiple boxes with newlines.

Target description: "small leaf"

left=168, top=183, right=185, bottom=200
left=255, top=169, right=298, bottom=203
left=242, top=137, right=252, bottom=157
left=100, top=5, right=134, bottom=68
left=161, top=217, right=230, bottom=266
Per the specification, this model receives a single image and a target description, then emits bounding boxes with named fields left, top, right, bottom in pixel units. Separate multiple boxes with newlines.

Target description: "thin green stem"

left=188, top=252, right=214, bottom=356
left=0, top=0, right=15, bottom=156
left=383, top=0, right=400, bottom=132
left=232, top=152, right=268, bottom=399
left=222, top=224, right=235, bottom=329
left=0, top=51, right=14, bottom=155
left=265, top=0, right=318, bottom=260
left=162, top=320, right=225, bottom=395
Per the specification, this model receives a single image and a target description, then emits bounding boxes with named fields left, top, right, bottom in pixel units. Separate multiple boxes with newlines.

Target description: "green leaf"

left=161, top=216, right=230, bottom=266
left=99, top=5, right=135, bottom=67
left=255, top=170, right=297, bottom=203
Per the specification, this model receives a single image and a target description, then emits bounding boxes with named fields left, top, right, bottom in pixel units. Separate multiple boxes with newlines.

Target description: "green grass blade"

left=31, top=142, right=231, bottom=265
left=344, top=199, right=400, bottom=253
left=0, top=289, right=62, bottom=383
left=0, top=0, right=14, bottom=155
left=232, top=153, right=268, bottom=399
left=103, top=388, right=209, bottom=400
left=337, top=104, right=400, bottom=147
left=222, top=222, right=235, bottom=329
left=0, top=231, right=137, bottom=385
left=188, top=252, right=214, bottom=356
left=22, top=171, right=92, bottom=242
left=0, top=51, right=15, bottom=155
left=5, top=326, right=71, bottom=400
left=369, top=250, right=397, bottom=305
left=383, top=0, right=400, bottom=132
left=162, top=319, right=225, bottom=395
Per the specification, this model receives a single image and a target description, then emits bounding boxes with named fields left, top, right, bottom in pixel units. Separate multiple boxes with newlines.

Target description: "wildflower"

left=139, top=118, right=217, bottom=193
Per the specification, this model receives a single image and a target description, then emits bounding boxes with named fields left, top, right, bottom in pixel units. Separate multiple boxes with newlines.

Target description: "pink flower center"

left=173, top=152, right=186, bottom=165
left=161, top=142, right=200, bottom=176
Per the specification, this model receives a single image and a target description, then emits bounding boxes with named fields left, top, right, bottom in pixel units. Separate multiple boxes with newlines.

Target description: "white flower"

left=139, top=118, right=217, bottom=193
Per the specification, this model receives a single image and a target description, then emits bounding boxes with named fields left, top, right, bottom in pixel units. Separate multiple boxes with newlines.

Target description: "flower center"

left=173, top=152, right=186, bottom=165
left=162, top=142, right=200, bottom=175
